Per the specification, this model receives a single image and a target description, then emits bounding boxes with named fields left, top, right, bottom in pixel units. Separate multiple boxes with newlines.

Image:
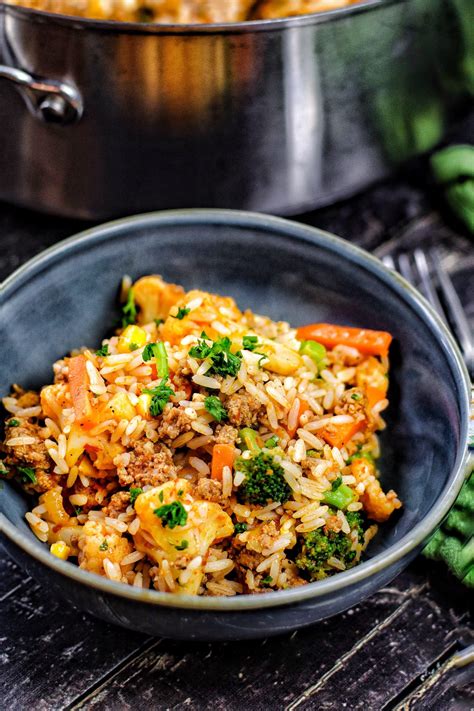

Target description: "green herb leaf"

left=95, top=344, right=109, bottom=357
left=8, top=419, right=20, bottom=427
left=175, top=540, right=189, bottom=551
left=99, top=540, right=108, bottom=551
left=234, top=522, right=248, bottom=534
left=73, top=505, right=82, bottom=516
left=261, top=575, right=273, bottom=587
left=173, top=307, right=190, bottom=320
left=17, top=466, right=36, bottom=484
left=331, top=476, right=343, bottom=491
left=0, top=462, right=9, bottom=477
left=154, top=318, right=164, bottom=326
left=351, top=392, right=362, bottom=401
left=242, top=335, right=259, bottom=351
left=265, top=435, right=279, bottom=449
left=189, top=335, right=242, bottom=378
left=154, top=501, right=188, bottom=529
left=143, top=379, right=174, bottom=417
left=129, top=343, right=139, bottom=351
left=159, top=490, right=164, bottom=502
left=121, top=288, right=137, bottom=328
left=204, top=396, right=228, bottom=423
left=129, top=487, right=143, bottom=506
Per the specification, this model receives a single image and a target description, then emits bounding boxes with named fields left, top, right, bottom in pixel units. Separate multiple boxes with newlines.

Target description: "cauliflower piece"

left=351, top=458, right=401, bottom=523
left=77, top=520, right=133, bottom=577
left=134, top=478, right=233, bottom=594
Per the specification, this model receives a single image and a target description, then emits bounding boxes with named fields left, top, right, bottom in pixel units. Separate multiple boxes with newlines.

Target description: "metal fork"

left=382, top=247, right=474, bottom=378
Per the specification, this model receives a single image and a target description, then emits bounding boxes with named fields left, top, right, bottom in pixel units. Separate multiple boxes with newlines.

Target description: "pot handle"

left=0, top=64, right=83, bottom=124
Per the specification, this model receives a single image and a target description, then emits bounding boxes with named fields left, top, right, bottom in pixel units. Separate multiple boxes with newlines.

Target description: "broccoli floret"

left=237, top=452, right=291, bottom=505
left=295, top=514, right=365, bottom=581
left=295, top=530, right=337, bottom=580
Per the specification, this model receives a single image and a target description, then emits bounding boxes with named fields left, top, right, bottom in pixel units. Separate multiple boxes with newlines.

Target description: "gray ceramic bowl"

left=0, top=210, right=471, bottom=640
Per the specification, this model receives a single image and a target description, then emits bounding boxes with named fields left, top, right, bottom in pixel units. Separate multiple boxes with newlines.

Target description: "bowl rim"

left=2, top=0, right=399, bottom=35
left=0, top=208, right=471, bottom=612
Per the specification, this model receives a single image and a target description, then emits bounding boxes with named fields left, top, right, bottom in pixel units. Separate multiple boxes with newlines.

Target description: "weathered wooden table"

left=1, top=161, right=473, bottom=710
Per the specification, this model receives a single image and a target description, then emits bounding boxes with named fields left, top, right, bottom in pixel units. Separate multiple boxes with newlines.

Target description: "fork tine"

left=382, top=255, right=395, bottom=270
left=430, top=248, right=474, bottom=374
left=413, top=249, right=448, bottom=322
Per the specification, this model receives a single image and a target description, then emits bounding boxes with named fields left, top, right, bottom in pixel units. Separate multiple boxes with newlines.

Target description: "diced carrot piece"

left=296, top=323, right=392, bottom=358
left=68, top=355, right=92, bottom=425
left=320, top=419, right=366, bottom=449
left=365, top=386, right=387, bottom=411
left=211, top=444, right=235, bottom=481
left=287, top=398, right=310, bottom=439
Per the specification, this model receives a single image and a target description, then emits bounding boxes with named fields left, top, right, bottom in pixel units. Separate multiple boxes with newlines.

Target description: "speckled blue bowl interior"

left=0, top=210, right=469, bottom=632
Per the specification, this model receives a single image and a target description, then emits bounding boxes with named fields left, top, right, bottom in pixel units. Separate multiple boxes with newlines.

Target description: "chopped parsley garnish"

left=17, top=466, right=36, bottom=484
left=177, top=489, right=184, bottom=497
left=154, top=318, right=164, bottom=326
left=351, top=392, right=362, bottom=401
left=121, top=288, right=137, bottom=328
left=189, top=334, right=242, bottom=378
left=142, top=342, right=168, bottom=378
left=234, top=522, right=248, bottom=534
left=0, top=462, right=9, bottom=477
left=143, top=379, right=174, bottom=417
left=261, top=575, right=273, bottom=587
left=129, top=342, right=139, bottom=351
left=265, top=435, right=279, bottom=449
left=331, top=476, right=343, bottom=491
left=129, top=487, right=143, bottom=506
left=204, top=396, right=228, bottom=423
left=73, top=505, right=82, bottom=516
left=175, top=540, right=189, bottom=551
left=8, top=419, right=20, bottom=427
left=159, top=490, right=164, bottom=502
left=242, top=335, right=259, bottom=351
left=99, top=540, right=108, bottom=551
left=95, top=344, right=109, bottom=357
left=173, top=306, right=190, bottom=320
left=154, top=501, right=188, bottom=529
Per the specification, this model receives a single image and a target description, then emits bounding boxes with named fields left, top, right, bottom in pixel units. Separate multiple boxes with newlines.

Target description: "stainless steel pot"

left=0, top=0, right=472, bottom=219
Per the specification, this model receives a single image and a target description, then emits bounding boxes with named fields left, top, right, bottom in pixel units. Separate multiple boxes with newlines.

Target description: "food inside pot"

left=5, top=0, right=364, bottom=23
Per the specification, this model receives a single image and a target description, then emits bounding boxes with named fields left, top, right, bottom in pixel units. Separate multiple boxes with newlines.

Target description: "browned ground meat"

left=72, top=478, right=118, bottom=512
left=118, top=441, right=177, bottom=488
left=233, top=547, right=265, bottom=571
left=156, top=406, right=192, bottom=443
left=194, top=477, right=224, bottom=503
left=35, top=470, right=62, bottom=493
left=102, top=491, right=130, bottom=517
left=214, top=424, right=239, bottom=445
left=324, top=515, right=343, bottom=534
left=334, top=388, right=366, bottom=422
left=2, top=421, right=52, bottom=471
left=224, top=392, right=264, bottom=428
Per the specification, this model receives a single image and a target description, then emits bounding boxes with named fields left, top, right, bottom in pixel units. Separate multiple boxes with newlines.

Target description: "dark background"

left=1, top=120, right=473, bottom=709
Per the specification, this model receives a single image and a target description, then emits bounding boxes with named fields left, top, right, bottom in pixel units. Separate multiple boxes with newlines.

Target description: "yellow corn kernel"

left=106, top=391, right=136, bottom=421
left=50, top=541, right=71, bottom=560
left=117, top=324, right=148, bottom=353
left=136, top=393, right=152, bottom=419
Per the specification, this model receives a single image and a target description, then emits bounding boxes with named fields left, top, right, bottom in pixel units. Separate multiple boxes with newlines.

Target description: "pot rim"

left=0, top=208, right=471, bottom=612
left=1, top=0, right=400, bottom=35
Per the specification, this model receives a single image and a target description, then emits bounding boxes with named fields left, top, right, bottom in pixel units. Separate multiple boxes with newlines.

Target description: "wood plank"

left=0, top=550, right=30, bottom=600
left=0, top=576, right=149, bottom=710
left=289, top=581, right=472, bottom=710
left=70, top=572, right=422, bottom=710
